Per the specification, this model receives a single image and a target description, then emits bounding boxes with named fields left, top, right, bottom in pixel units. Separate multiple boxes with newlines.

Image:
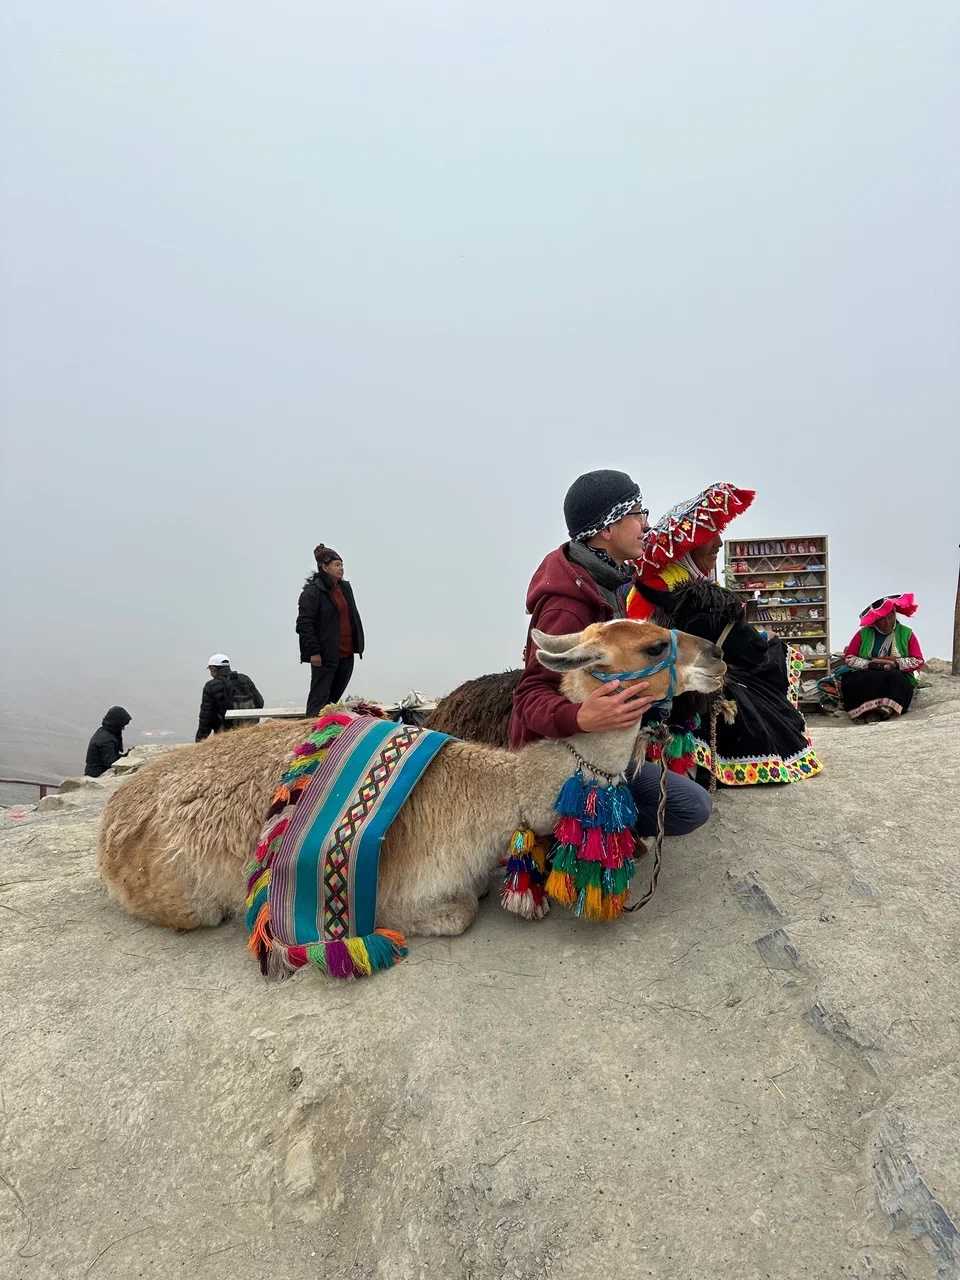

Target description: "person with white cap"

left=195, top=654, right=264, bottom=741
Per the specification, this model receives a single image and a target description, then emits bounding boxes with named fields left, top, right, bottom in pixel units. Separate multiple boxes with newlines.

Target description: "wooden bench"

left=225, top=699, right=437, bottom=724
left=224, top=707, right=307, bottom=722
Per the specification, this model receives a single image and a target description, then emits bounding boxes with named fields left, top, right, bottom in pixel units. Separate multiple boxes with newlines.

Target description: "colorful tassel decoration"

left=542, top=769, right=639, bottom=922
left=500, top=827, right=550, bottom=920
left=647, top=715, right=701, bottom=776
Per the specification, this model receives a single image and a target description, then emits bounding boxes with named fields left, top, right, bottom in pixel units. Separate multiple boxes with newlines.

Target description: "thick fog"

left=2, top=1, right=958, bottom=783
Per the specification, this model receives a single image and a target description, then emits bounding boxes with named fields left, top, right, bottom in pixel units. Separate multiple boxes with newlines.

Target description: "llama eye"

left=644, top=641, right=668, bottom=657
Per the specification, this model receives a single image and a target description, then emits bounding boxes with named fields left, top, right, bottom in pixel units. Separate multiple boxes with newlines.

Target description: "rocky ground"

left=2, top=669, right=958, bottom=1280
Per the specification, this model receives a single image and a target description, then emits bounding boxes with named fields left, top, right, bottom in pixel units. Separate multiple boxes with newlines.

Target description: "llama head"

left=635, top=578, right=766, bottom=666
left=531, top=619, right=726, bottom=705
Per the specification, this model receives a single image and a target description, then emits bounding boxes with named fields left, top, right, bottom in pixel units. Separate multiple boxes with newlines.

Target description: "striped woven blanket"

left=246, top=712, right=450, bottom=980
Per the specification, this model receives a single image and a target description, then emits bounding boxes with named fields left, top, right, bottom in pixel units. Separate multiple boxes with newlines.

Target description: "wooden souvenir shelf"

left=724, top=535, right=831, bottom=700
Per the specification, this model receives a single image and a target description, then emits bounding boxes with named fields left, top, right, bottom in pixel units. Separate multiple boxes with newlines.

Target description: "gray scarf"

left=567, top=541, right=631, bottom=614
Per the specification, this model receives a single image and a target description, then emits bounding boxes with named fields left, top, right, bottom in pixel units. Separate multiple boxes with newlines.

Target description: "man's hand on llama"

left=575, top=680, right=654, bottom=733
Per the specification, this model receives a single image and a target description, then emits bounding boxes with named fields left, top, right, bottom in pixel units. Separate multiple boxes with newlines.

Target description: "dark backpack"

left=225, top=672, right=257, bottom=712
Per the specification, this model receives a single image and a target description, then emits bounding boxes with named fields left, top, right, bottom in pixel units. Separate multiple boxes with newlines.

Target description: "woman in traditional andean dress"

left=839, top=593, right=924, bottom=722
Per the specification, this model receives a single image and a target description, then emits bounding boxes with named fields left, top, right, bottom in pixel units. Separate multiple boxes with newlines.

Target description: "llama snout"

left=684, top=637, right=727, bottom=693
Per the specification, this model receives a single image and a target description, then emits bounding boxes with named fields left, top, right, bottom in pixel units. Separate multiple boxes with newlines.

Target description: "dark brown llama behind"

left=425, top=670, right=522, bottom=748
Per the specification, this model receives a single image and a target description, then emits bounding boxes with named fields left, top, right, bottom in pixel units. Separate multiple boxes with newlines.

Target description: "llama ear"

left=535, top=647, right=604, bottom=673
left=534, top=641, right=605, bottom=673
left=530, top=628, right=587, bottom=654
left=531, top=628, right=605, bottom=672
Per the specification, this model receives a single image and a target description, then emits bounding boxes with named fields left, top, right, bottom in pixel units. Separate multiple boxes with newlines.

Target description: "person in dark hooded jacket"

left=297, top=544, right=365, bottom=717
left=85, top=706, right=132, bottom=777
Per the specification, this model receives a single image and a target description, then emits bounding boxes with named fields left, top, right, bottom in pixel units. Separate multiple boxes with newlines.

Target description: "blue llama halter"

left=589, top=629, right=679, bottom=709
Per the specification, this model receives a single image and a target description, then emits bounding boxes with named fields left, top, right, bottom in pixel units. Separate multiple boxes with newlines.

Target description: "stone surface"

left=57, top=777, right=107, bottom=795
left=108, top=759, right=142, bottom=776
left=1, top=685, right=959, bottom=1279
left=33, top=794, right=66, bottom=813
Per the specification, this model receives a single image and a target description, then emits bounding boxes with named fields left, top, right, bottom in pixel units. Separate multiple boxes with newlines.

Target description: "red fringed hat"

left=640, top=483, right=755, bottom=572
left=625, top=483, right=755, bottom=620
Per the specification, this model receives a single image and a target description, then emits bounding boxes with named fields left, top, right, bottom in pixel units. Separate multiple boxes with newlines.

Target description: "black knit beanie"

left=563, top=470, right=643, bottom=541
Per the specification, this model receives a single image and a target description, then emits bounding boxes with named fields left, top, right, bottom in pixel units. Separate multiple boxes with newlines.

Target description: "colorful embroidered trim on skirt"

left=246, top=712, right=450, bottom=980
left=847, top=697, right=904, bottom=719
left=786, top=646, right=803, bottom=710
left=692, top=737, right=823, bottom=786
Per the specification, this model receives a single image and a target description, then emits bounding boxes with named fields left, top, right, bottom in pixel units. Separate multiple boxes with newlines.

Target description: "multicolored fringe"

left=543, top=771, right=639, bottom=921
left=244, top=712, right=408, bottom=981
left=500, top=828, right=550, bottom=920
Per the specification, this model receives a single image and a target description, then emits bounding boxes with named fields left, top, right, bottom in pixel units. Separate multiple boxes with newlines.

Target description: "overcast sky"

left=2, top=0, right=958, bottom=782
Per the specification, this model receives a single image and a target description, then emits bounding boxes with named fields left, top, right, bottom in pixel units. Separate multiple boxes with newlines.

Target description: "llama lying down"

left=98, top=621, right=724, bottom=973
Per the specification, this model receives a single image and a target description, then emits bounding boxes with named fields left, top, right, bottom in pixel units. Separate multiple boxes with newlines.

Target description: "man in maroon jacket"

left=509, top=468, right=711, bottom=837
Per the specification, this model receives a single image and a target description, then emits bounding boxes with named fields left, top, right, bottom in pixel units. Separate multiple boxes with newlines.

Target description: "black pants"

left=306, top=656, right=354, bottom=718
left=629, top=763, right=712, bottom=836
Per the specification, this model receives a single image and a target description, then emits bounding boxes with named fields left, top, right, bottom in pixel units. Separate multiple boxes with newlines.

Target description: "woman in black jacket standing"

left=296, top=544, right=365, bottom=717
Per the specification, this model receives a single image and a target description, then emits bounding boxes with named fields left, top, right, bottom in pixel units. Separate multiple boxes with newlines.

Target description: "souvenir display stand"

left=725, top=536, right=830, bottom=701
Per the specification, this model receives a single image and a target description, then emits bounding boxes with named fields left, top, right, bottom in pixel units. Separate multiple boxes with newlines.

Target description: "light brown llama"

left=98, top=621, right=724, bottom=939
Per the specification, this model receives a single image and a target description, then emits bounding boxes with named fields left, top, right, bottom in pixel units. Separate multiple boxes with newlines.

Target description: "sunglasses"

left=861, top=594, right=901, bottom=618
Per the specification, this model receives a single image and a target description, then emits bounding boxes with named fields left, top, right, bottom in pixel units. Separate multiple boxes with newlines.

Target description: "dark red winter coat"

left=508, top=545, right=617, bottom=748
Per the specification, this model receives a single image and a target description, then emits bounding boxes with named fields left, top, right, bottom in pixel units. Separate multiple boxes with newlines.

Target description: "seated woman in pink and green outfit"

left=839, top=593, right=925, bottom=722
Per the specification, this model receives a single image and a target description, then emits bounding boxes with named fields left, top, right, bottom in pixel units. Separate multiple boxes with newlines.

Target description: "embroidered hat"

left=859, top=593, right=917, bottom=629
left=564, top=470, right=645, bottom=541
left=641, top=483, right=755, bottom=572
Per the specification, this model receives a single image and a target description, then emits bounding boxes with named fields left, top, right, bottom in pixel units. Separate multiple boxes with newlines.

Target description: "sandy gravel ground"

left=2, top=670, right=958, bottom=1280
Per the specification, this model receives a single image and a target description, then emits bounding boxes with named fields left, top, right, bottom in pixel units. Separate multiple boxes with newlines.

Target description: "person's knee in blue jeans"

left=629, top=762, right=712, bottom=837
